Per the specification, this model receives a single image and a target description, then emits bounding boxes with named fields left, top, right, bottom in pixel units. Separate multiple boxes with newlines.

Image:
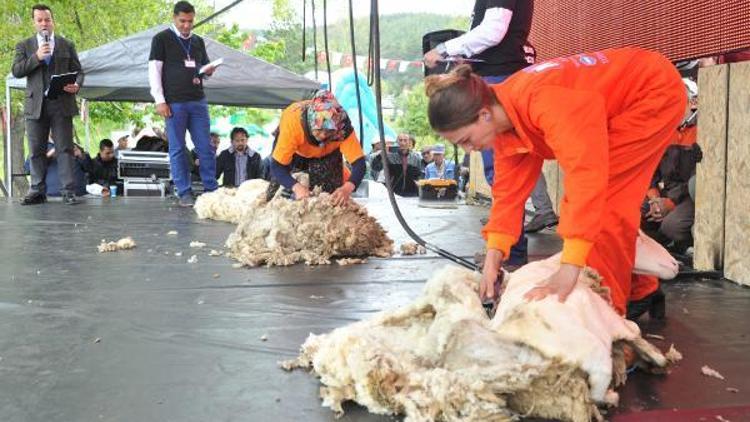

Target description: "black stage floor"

left=1, top=190, right=748, bottom=422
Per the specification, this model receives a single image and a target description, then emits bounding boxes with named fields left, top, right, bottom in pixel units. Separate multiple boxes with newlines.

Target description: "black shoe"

left=627, top=288, right=666, bottom=321
left=62, top=194, right=78, bottom=205
left=178, top=194, right=195, bottom=208
left=20, top=193, right=47, bottom=205
left=524, top=213, right=559, bottom=233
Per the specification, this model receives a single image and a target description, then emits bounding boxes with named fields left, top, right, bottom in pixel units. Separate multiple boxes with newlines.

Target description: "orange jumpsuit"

left=272, top=100, right=363, bottom=184
left=482, top=47, right=686, bottom=314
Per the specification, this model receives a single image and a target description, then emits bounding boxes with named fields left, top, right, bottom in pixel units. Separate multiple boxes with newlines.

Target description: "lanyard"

left=173, top=31, right=193, bottom=60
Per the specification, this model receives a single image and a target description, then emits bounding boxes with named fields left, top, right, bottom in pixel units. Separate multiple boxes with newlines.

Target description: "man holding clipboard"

left=12, top=4, right=84, bottom=205
left=148, top=1, right=219, bottom=207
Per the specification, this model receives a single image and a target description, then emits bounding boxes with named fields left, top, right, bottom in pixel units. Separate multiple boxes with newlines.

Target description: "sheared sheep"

left=195, top=178, right=394, bottom=267
left=283, top=254, right=675, bottom=422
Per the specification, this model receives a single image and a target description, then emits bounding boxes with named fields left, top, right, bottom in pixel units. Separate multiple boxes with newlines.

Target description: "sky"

left=215, top=0, right=474, bottom=30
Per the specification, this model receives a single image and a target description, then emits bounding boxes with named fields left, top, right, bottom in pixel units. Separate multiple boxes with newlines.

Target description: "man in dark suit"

left=216, top=127, right=262, bottom=187
left=12, top=4, right=84, bottom=205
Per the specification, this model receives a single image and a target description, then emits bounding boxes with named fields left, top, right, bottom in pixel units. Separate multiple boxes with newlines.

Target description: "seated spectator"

left=367, top=140, right=383, bottom=181
left=116, top=135, right=130, bottom=151
left=210, top=132, right=221, bottom=151
left=420, top=145, right=433, bottom=177
left=133, top=127, right=168, bottom=152
left=641, top=80, right=700, bottom=253
left=424, top=144, right=456, bottom=180
left=216, top=127, right=263, bottom=187
left=24, top=141, right=91, bottom=197
left=191, top=133, right=220, bottom=181
left=370, top=133, right=422, bottom=197
left=89, top=139, right=121, bottom=194
left=261, top=155, right=273, bottom=181
left=459, top=152, right=471, bottom=192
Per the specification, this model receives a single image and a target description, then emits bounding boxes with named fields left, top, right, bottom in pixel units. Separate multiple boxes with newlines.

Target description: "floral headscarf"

left=305, top=90, right=351, bottom=144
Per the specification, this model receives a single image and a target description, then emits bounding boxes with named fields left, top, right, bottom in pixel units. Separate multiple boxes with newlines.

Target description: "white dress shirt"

left=444, top=8, right=513, bottom=58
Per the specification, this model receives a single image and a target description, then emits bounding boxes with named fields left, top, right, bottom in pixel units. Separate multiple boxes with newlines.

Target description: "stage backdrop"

left=530, top=0, right=750, bottom=61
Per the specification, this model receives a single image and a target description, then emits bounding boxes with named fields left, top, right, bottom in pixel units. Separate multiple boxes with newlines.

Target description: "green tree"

left=395, top=82, right=461, bottom=161
left=0, top=0, right=185, bottom=192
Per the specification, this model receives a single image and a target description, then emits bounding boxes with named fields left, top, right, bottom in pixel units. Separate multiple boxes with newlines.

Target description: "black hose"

left=369, top=0, right=477, bottom=272
left=311, top=0, right=319, bottom=80
left=366, top=23, right=374, bottom=86
left=322, top=0, right=333, bottom=89
left=301, top=0, right=306, bottom=62
left=347, top=0, right=365, bottom=146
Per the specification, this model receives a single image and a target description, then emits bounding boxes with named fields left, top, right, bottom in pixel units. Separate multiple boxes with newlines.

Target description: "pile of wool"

left=400, top=242, right=427, bottom=256
left=98, top=237, right=136, bottom=253
left=226, top=191, right=393, bottom=267
left=194, top=179, right=270, bottom=224
left=283, top=254, right=671, bottom=421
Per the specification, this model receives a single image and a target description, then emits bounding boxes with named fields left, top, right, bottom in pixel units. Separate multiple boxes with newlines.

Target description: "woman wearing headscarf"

left=268, top=90, right=366, bottom=206
left=424, top=47, right=687, bottom=318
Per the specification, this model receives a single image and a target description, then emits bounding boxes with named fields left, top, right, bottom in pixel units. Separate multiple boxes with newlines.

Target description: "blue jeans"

left=165, top=98, right=218, bottom=197
left=482, top=74, right=528, bottom=265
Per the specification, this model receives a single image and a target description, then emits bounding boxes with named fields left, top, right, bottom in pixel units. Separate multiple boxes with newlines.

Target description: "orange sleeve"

left=528, top=86, right=609, bottom=266
left=338, top=131, right=365, bottom=164
left=481, top=148, right=543, bottom=257
left=674, top=125, right=697, bottom=146
left=271, top=108, right=303, bottom=165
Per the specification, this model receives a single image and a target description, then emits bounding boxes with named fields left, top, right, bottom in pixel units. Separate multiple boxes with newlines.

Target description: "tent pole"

left=83, top=99, right=90, bottom=150
left=5, top=84, right=12, bottom=198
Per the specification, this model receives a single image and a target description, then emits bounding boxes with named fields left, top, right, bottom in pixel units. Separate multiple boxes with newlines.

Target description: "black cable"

left=322, top=0, right=332, bottom=89
left=453, top=144, right=460, bottom=184
left=301, top=0, right=306, bottom=62
left=366, top=21, right=374, bottom=86
left=194, top=0, right=246, bottom=28
left=347, top=0, right=364, bottom=146
left=311, top=0, right=319, bottom=80
left=369, top=0, right=477, bottom=272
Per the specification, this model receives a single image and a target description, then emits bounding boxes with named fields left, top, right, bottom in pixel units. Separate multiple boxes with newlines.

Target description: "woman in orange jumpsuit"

left=268, top=90, right=366, bottom=205
left=425, top=47, right=687, bottom=315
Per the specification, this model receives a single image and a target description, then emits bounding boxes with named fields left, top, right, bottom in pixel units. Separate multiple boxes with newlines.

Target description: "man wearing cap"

left=424, top=145, right=456, bottom=180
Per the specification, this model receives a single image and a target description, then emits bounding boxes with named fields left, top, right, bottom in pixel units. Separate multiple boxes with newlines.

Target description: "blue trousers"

left=482, top=74, right=527, bottom=265
left=165, top=99, right=218, bottom=197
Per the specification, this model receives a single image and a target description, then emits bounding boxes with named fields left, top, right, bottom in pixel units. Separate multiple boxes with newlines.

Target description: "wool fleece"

left=195, top=178, right=393, bottom=267
left=283, top=255, right=676, bottom=422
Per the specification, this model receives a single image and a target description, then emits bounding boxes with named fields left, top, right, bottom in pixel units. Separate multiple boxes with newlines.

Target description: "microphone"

left=41, top=29, right=50, bottom=43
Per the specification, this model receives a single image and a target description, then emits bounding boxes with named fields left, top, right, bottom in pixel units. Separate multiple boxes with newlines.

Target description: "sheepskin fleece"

left=285, top=255, right=670, bottom=421
left=97, top=237, right=136, bottom=253
left=195, top=179, right=394, bottom=267
left=194, top=179, right=269, bottom=224
left=226, top=191, right=393, bottom=267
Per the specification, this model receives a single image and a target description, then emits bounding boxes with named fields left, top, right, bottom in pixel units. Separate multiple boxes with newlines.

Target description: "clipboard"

left=199, top=58, right=224, bottom=75
left=45, top=71, right=78, bottom=99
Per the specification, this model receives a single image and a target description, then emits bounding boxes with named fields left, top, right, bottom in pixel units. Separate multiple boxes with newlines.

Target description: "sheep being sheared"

left=284, top=254, right=675, bottom=422
left=226, top=190, right=393, bottom=267
left=195, top=177, right=394, bottom=266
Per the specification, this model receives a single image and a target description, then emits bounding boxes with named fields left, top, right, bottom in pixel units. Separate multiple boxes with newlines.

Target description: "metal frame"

left=5, top=84, right=12, bottom=197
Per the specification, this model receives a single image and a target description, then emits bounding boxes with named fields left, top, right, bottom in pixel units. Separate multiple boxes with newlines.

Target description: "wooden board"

left=693, top=64, right=729, bottom=271
left=468, top=151, right=492, bottom=200
left=723, top=61, right=750, bottom=285
left=542, top=161, right=562, bottom=214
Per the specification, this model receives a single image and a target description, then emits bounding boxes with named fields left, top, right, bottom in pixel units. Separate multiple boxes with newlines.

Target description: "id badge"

left=184, top=59, right=196, bottom=68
